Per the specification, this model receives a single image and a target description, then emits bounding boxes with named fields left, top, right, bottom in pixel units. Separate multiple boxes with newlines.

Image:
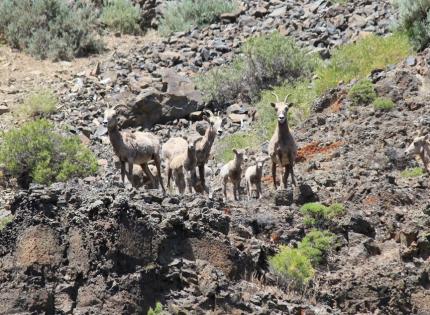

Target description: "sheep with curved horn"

left=103, top=104, right=165, bottom=193
left=268, top=92, right=298, bottom=190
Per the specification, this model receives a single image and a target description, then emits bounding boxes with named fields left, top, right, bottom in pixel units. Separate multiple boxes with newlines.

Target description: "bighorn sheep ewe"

left=268, top=93, right=298, bottom=190
left=195, top=111, right=225, bottom=192
left=220, top=149, right=245, bottom=201
left=245, top=158, right=266, bottom=200
left=405, top=132, right=430, bottom=173
left=103, top=105, right=165, bottom=193
left=169, top=137, right=201, bottom=194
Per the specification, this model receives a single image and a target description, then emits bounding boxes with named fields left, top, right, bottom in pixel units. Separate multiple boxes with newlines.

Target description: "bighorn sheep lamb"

left=169, top=137, right=201, bottom=194
left=220, top=149, right=245, bottom=201
left=103, top=105, right=165, bottom=193
left=405, top=132, right=430, bottom=173
left=268, top=93, right=298, bottom=190
left=195, top=111, right=225, bottom=193
left=245, top=158, right=266, bottom=200
left=162, top=137, right=188, bottom=189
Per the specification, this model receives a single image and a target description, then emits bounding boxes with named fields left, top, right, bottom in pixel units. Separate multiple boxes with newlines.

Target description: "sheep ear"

left=232, top=149, right=238, bottom=154
left=270, top=102, right=276, bottom=108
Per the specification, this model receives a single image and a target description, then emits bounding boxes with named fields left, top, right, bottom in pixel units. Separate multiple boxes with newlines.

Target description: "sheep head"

left=203, top=110, right=225, bottom=136
left=103, top=105, right=127, bottom=129
left=232, top=149, right=245, bottom=164
left=270, top=93, right=291, bottom=125
left=406, top=134, right=430, bottom=156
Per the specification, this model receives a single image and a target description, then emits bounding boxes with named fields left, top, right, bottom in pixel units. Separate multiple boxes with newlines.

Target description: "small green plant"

left=159, top=0, right=238, bottom=35
left=101, top=0, right=141, bottom=34
left=348, top=79, right=377, bottom=106
left=0, top=215, right=13, bottom=231
left=373, top=97, right=394, bottom=111
left=197, top=32, right=318, bottom=105
left=147, top=302, right=163, bottom=315
left=315, top=33, right=411, bottom=95
left=300, top=202, right=345, bottom=227
left=269, top=246, right=315, bottom=288
left=0, top=0, right=102, bottom=60
left=0, top=119, right=98, bottom=185
left=17, top=89, right=57, bottom=118
left=401, top=167, right=425, bottom=178
left=298, top=229, right=335, bottom=264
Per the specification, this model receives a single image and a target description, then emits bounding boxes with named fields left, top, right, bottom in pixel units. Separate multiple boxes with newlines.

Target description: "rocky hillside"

left=0, top=0, right=429, bottom=314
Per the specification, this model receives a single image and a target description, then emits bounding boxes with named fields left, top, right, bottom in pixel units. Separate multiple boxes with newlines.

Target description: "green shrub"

left=197, top=32, right=318, bottom=105
left=373, top=97, right=395, bottom=111
left=0, top=119, right=98, bottom=185
left=147, top=302, right=163, bottom=315
left=269, top=246, right=315, bottom=287
left=315, top=33, right=411, bottom=94
left=300, top=202, right=345, bottom=227
left=159, top=0, right=238, bottom=35
left=0, top=0, right=102, bottom=60
left=17, top=89, right=57, bottom=118
left=298, top=230, right=335, bottom=264
left=348, top=79, right=377, bottom=106
left=392, top=0, right=430, bottom=50
left=0, top=215, right=13, bottom=231
left=101, top=0, right=141, bottom=34
left=401, top=167, right=425, bottom=178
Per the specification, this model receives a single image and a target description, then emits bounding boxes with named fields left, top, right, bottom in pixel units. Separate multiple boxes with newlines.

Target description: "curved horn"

left=284, top=94, right=291, bottom=103
left=271, top=92, right=280, bottom=103
left=113, top=104, right=128, bottom=111
left=204, top=109, right=215, bottom=117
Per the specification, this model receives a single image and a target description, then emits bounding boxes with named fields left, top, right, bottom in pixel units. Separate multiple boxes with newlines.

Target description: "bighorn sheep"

left=220, top=149, right=245, bottom=201
left=245, top=158, right=266, bottom=200
left=405, top=132, right=430, bottom=173
left=268, top=93, right=298, bottom=190
left=169, top=137, right=201, bottom=194
left=162, top=137, right=188, bottom=189
left=195, top=111, right=225, bottom=192
left=103, top=105, right=165, bottom=193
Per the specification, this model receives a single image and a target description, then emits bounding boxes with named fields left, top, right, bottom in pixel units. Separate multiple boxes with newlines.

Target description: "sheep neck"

left=277, top=121, right=290, bottom=142
left=108, top=125, right=127, bottom=155
left=201, top=128, right=216, bottom=152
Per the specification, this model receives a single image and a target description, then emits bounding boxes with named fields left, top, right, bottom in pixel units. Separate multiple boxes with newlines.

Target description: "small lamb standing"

left=162, top=137, right=188, bottom=189
left=245, top=158, right=266, bottom=200
left=169, top=137, right=201, bottom=194
left=103, top=105, right=165, bottom=193
left=268, top=93, right=298, bottom=190
left=405, top=132, right=430, bottom=173
left=220, top=149, right=245, bottom=201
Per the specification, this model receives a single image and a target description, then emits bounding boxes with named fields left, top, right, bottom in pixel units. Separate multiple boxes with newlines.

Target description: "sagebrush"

left=300, top=202, right=345, bottom=227
left=197, top=32, right=317, bottom=105
left=159, top=0, right=238, bottom=35
left=17, top=89, right=57, bottom=118
left=0, top=119, right=98, bottom=185
left=348, top=79, right=377, bottom=106
left=392, top=0, right=430, bottom=50
left=101, top=0, right=141, bottom=34
left=0, top=0, right=102, bottom=60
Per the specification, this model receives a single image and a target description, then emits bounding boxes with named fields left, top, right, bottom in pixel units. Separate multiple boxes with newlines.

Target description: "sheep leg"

left=198, top=164, right=206, bottom=193
left=120, top=160, right=126, bottom=184
left=289, top=163, right=297, bottom=186
left=154, top=155, right=165, bottom=193
left=128, top=161, right=135, bottom=187
left=185, top=172, right=193, bottom=194
left=223, top=177, right=228, bottom=200
left=246, top=180, right=250, bottom=201
left=141, top=163, right=155, bottom=189
left=272, top=162, right=277, bottom=190
left=257, top=181, right=262, bottom=199
left=233, top=181, right=239, bottom=201
left=166, top=167, right=172, bottom=189
left=283, top=166, right=289, bottom=190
